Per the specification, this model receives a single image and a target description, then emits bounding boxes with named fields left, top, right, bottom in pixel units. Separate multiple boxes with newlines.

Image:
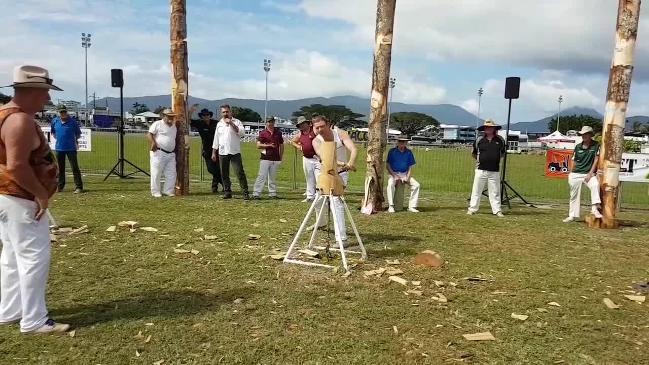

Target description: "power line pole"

left=171, top=0, right=190, bottom=195
left=264, top=58, right=271, bottom=127
left=81, top=33, right=91, bottom=127
left=362, top=0, right=397, bottom=214
left=386, top=77, right=395, bottom=136
left=556, top=95, right=563, bottom=132
left=475, top=87, right=484, bottom=129
left=597, top=0, right=641, bottom=229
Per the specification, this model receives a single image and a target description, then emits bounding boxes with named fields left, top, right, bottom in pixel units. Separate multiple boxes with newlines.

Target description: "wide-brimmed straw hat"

left=4, top=65, right=63, bottom=91
left=577, top=125, right=594, bottom=135
left=477, top=119, right=502, bottom=131
left=296, top=116, right=309, bottom=126
left=198, top=108, right=213, bottom=117
left=161, top=108, right=177, bottom=117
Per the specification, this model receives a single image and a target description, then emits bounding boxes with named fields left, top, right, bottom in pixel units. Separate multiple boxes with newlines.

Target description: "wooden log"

left=598, top=0, right=641, bottom=228
left=362, top=0, right=397, bottom=214
left=170, top=0, right=190, bottom=195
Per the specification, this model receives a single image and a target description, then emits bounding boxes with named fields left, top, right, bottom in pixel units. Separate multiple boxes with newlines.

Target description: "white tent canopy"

left=136, top=111, right=161, bottom=118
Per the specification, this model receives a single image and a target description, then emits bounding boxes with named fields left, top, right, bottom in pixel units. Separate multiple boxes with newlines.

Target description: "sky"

left=2, top=0, right=649, bottom=122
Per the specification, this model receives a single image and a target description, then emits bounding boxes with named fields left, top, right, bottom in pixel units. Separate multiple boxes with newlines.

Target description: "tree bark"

left=362, top=0, right=396, bottom=214
left=596, top=0, right=641, bottom=229
left=171, top=0, right=190, bottom=196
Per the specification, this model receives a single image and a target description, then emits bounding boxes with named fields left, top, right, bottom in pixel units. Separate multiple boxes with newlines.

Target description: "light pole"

left=475, top=87, right=484, bottom=129
left=81, top=33, right=92, bottom=126
left=386, top=77, right=396, bottom=138
left=557, top=95, right=563, bottom=133
left=263, top=58, right=271, bottom=130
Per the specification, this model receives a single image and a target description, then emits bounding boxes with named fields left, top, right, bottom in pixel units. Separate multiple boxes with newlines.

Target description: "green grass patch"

left=0, top=178, right=647, bottom=364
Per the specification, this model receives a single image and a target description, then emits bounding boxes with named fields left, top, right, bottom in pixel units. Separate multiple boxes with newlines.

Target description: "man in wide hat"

left=189, top=106, right=222, bottom=193
left=467, top=119, right=506, bottom=217
left=0, top=65, right=71, bottom=334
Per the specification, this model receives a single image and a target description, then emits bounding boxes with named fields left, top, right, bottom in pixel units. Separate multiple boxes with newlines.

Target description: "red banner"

left=545, top=150, right=573, bottom=178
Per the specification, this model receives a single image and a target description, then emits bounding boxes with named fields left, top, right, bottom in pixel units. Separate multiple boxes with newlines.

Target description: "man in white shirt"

left=211, top=104, right=250, bottom=200
left=147, top=109, right=177, bottom=197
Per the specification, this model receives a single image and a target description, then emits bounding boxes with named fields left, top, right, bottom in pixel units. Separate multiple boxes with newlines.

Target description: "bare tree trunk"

left=596, top=0, right=641, bottom=229
left=171, top=0, right=190, bottom=195
left=362, top=0, right=396, bottom=214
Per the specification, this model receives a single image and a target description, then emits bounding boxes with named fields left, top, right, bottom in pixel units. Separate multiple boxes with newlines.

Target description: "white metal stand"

left=284, top=192, right=366, bottom=272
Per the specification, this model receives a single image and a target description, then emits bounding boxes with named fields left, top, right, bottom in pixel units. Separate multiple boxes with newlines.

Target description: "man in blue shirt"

left=386, top=137, right=420, bottom=213
left=51, top=106, right=83, bottom=193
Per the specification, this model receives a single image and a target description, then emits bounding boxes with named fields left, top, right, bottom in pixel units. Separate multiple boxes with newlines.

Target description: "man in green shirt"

left=563, top=126, right=602, bottom=222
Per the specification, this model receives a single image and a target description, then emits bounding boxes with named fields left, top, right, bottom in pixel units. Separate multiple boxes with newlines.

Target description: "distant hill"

left=510, top=107, right=603, bottom=133
left=95, top=95, right=478, bottom=124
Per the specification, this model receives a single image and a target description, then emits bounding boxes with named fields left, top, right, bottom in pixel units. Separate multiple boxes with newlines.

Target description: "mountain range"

left=95, top=94, right=649, bottom=133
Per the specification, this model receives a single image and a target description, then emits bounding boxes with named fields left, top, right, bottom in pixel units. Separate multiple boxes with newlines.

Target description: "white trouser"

left=302, top=157, right=318, bottom=199
left=386, top=174, right=420, bottom=209
left=314, top=168, right=349, bottom=242
left=150, top=150, right=176, bottom=196
left=568, top=172, right=601, bottom=218
left=253, top=160, right=281, bottom=197
left=0, top=195, right=51, bottom=332
left=468, top=169, right=502, bottom=214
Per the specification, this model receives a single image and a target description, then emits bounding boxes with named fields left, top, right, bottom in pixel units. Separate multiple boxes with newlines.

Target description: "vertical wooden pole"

left=362, top=0, right=396, bottom=214
left=171, top=0, right=190, bottom=195
left=598, top=0, right=641, bottom=228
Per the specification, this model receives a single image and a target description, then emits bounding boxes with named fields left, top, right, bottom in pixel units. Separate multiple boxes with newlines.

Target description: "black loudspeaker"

left=111, top=69, right=123, bottom=88
left=504, top=77, right=520, bottom=99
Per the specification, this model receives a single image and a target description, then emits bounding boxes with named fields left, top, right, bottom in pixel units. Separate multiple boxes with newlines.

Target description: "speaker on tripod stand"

left=500, top=77, right=533, bottom=208
left=104, top=69, right=149, bottom=180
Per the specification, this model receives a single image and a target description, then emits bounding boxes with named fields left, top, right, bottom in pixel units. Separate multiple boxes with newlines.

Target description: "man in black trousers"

left=190, top=106, right=223, bottom=193
left=51, top=105, right=83, bottom=193
left=211, top=104, right=250, bottom=200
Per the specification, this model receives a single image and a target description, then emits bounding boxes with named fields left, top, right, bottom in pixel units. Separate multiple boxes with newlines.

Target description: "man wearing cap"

left=50, top=105, right=83, bottom=193
left=211, top=104, right=250, bottom=200
left=252, top=118, right=284, bottom=199
left=467, top=119, right=506, bottom=217
left=189, top=105, right=222, bottom=193
left=147, top=109, right=177, bottom=198
left=0, top=65, right=70, bottom=334
left=563, top=126, right=603, bottom=222
left=290, top=116, right=317, bottom=202
left=386, top=137, right=420, bottom=213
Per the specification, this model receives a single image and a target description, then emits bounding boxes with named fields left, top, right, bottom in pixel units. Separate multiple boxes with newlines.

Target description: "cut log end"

left=585, top=215, right=619, bottom=229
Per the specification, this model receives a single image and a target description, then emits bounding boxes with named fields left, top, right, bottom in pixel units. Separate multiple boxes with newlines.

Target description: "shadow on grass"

left=52, top=288, right=253, bottom=327
left=362, top=232, right=422, bottom=243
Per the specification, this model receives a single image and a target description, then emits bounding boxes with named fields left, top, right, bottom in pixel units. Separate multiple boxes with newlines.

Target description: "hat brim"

left=477, top=125, right=502, bottom=131
left=578, top=130, right=594, bottom=135
left=12, top=82, right=63, bottom=91
left=162, top=112, right=178, bottom=117
left=397, top=138, right=409, bottom=142
left=199, top=112, right=213, bottom=117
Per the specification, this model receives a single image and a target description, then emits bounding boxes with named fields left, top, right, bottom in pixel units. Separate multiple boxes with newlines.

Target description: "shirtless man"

left=0, top=65, right=70, bottom=334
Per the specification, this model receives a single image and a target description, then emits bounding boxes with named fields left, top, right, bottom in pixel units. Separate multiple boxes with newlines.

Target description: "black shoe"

left=212, top=188, right=219, bottom=194
left=243, top=193, right=251, bottom=200
left=223, top=192, right=233, bottom=199
left=251, top=195, right=261, bottom=200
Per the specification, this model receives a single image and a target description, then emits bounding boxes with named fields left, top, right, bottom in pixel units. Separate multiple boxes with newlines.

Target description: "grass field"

left=78, top=132, right=649, bottom=207
left=0, top=178, right=647, bottom=364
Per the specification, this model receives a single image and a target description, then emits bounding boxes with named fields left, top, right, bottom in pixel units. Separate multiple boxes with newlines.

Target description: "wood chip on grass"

left=463, top=332, right=495, bottom=341
left=389, top=276, right=408, bottom=286
left=511, top=313, right=529, bottom=321
left=623, top=295, right=646, bottom=303
left=603, top=298, right=620, bottom=309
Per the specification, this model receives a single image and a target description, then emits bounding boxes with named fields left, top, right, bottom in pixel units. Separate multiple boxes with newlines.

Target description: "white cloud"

left=299, top=0, right=649, bottom=78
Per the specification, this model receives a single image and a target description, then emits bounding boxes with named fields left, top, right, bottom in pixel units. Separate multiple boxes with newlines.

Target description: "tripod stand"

left=104, top=83, right=148, bottom=180
left=499, top=96, right=533, bottom=209
left=284, top=190, right=366, bottom=272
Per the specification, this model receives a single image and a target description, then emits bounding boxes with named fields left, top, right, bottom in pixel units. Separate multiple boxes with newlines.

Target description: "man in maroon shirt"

left=252, top=117, right=284, bottom=199
left=290, top=116, right=317, bottom=202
